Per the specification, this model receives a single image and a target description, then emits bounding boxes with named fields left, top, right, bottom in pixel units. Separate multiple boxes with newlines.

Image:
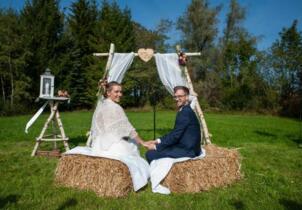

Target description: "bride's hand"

left=141, top=141, right=150, bottom=147
left=142, top=141, right=156, bottom=150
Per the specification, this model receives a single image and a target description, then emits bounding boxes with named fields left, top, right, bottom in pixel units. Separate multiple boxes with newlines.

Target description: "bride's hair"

left=103, top=81, right=121, bottom=98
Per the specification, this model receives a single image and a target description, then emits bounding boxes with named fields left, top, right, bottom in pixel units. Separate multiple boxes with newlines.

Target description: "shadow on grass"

left=0, top=194, right=20, bottom=208
left=69, top=136, right=87, bottom=147
left=230, top=199, right=245, bottom=210
left=279, top=198, right=302, bottom=210
left=285, top=133, right=302, bottom=146
left=290, top=138, right=302, bottom=145
left=254, top=130, right=277, bottom=138
left=56, top=198, right=77, bottom=210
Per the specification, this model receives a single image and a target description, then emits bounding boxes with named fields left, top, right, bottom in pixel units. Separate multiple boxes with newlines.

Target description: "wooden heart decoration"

left=137, top=48, right=154, bottom=62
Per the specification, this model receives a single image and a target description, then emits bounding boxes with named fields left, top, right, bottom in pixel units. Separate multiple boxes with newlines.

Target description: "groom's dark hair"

left=173, top=86, right=189, bottom=95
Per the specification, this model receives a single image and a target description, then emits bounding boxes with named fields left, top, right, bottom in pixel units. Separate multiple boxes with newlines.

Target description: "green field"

left=0, top=111, right=301, bottom=210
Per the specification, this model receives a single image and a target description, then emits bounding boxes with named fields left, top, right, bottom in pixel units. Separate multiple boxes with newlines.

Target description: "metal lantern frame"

left=39, top=68, right=54, bottom=98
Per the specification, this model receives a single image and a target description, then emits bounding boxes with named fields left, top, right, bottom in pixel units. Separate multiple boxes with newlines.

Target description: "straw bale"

left=162, top=144, right=241, bottom=193
left=55, top=154, right=133, bottom=198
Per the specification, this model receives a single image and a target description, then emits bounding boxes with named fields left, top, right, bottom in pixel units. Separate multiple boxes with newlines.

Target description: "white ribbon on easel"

left=25, top=101, right=49, bottom=133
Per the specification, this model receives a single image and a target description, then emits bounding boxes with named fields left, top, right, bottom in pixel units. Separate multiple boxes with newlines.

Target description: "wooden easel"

left=31, top=97, right=70, bottom=157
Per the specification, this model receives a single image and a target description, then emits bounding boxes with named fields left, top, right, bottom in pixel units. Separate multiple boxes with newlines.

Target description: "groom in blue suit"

left=145, top=86, right=202, bottom=163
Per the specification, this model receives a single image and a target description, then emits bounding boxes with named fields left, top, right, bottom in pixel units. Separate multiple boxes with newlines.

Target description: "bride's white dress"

left=65, top=98, right=149, bottom=191
left=90, top=98, right=140, bottom=157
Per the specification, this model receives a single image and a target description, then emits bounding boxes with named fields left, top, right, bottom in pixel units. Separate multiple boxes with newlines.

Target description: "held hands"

left=142, top=140, right=158, bottom=150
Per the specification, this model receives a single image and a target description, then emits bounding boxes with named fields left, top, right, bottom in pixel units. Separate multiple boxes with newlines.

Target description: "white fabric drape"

left=154, top=53, right=188, bottom=95
left=107, top=53, right=135, bottom=83
left=155, top=53, right=197, bottom=110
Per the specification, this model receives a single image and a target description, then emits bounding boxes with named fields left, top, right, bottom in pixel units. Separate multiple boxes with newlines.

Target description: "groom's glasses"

left=173, top=94, right=187, bottom=99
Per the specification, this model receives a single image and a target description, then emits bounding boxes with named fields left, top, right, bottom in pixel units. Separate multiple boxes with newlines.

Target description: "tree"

left=153, top=19, right=173, bottom=52
left=20, top=0, right=65, bottom=99
left=219, top=0, right=269, bottom=110
left=96, top=0, right=135, bottom=52
left=177, top=0, right=221, bottom=52
left=221, top=0, right=246, bottom=88
left=67, top=0, right=98, bottom=108
left=94, top=0, right=163, bottom=108
left=177, top=0, right=222, bottom=107
left=270, top=20, right=302, bottom=117
left=0, top=9, right=30, bottom=114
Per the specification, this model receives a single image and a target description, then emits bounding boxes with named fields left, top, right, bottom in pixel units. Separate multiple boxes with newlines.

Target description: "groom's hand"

left=148, top=140, right=158, bottom=145
left=143, top=140, right=157, bottom=150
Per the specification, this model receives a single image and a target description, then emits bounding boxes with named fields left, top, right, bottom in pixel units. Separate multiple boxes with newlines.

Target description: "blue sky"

left=1, top=0, right=302, bottom=50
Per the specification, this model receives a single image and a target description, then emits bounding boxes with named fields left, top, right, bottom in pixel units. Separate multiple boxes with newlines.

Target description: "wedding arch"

left=55, top=44, right=243, bottom=197
left=89, top=43, right=212, bottom=145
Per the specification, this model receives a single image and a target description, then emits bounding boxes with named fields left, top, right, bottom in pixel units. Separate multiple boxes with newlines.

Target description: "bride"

left=65, top=80, right=151, bottom=191
left=89, top=81, right=150, bottom=157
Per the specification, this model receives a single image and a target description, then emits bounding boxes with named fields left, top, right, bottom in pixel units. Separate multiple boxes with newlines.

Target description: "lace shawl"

left=90, top=98, right=137, bottom=150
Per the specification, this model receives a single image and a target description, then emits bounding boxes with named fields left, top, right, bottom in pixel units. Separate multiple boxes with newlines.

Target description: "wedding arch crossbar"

left=92, top=43, right=212, bottom=145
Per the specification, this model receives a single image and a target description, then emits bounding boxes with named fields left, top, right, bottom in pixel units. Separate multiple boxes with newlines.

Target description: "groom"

left=145, top=86, right=202, bottom=163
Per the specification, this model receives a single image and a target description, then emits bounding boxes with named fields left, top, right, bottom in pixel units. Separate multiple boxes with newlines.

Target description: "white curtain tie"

left=25, top=101, right=48, bottom=133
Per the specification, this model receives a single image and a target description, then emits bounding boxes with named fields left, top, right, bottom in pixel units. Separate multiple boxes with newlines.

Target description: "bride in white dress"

left=66, top=81, right=150, bottom=191
left=89, top=81, right=148, bottom=157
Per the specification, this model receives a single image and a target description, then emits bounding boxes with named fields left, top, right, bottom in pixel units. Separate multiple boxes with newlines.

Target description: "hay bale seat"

left=55, top=154, right=133, bottom=198
left=162, top=144, right=241, bottom=193
left=55, top=145, right=241, bottom=197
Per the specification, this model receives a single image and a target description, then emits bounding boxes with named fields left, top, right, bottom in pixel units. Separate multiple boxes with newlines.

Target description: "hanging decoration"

left=178, top=51, right=187, bottom=66
left=137, top=48, right=154, bottom=62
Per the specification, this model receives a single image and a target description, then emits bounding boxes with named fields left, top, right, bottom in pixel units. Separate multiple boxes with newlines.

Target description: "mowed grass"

left=0, top=110, right=301, bottom=210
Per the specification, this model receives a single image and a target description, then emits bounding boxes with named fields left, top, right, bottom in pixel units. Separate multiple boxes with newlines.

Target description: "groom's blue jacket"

left=146, top=104, right=201, bottom=163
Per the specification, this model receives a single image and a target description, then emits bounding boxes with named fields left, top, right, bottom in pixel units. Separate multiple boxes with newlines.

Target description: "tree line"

left=0, top=0, right=301, bottom=118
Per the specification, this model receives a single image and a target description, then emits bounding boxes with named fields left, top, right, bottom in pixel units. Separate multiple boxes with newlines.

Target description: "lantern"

left=40, top=68, right=54, bottom=98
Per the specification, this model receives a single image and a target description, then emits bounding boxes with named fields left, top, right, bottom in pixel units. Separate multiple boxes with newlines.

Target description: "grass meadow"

left=0, top=110, right=301, bottom=210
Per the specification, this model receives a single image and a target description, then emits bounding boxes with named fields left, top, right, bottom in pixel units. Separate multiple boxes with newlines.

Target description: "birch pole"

left=87, top=43, right=115, bottom=147
left=95, top=43, right=115, bottom=97
left=176, top=45, right=212, bottom=144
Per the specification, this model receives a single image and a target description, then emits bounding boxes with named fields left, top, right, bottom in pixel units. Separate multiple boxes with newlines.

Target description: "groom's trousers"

left=145, top=147, right=198, bottom=163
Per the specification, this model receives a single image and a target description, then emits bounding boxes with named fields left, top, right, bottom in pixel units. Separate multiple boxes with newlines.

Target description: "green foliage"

left=270, top=20, right=302, bottom=117
left=177, top=0, right=221, bottom=79
left=218, top=0, right=274, bottom=111
left=0, top=9, right=30, bottom=114
left=67, top=0, right=98, bottom=108
left=121, top=59, right=168, bottom=108
left=177, top=0, right=221, bottom=52
left=177, top=0, right=223, bottom=109
left=97, top=0, right=135, bottom=52
left=153, top=19, right=173, bottom=52
left=20, top=0, right=65, bottom=96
